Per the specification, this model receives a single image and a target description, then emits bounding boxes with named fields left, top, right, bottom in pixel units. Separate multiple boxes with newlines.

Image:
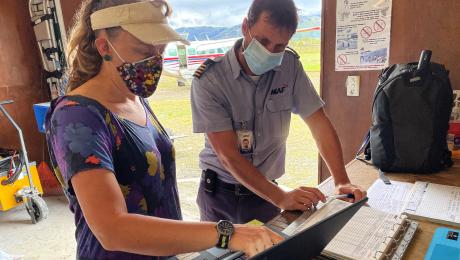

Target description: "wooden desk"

left=270, top=159, right=460, bottom=260
left=179, top=159, right=460, bottom=259
left=347, top=159, right=460, bottom=259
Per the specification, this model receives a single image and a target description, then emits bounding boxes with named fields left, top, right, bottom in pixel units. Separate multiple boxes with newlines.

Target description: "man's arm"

left=303, top=108, right=366, bottom=201
left=191, top=71, right=325, bottom=211
left=207, top=131, right=325, bottom=211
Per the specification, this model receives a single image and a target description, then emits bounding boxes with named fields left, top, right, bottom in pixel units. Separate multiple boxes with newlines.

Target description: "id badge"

left=237, top=130, right=254, bottom=154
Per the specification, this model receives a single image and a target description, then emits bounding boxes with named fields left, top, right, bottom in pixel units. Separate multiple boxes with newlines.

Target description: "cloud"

left=167, top=0, right=321, bottom=28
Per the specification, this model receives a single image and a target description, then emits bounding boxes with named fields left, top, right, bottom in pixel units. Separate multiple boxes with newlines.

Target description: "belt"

left=201, top=171, right=277, bottom=196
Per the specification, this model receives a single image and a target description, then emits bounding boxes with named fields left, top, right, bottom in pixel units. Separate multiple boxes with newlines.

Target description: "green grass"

left=289, top=38, right=321, bottom=71
left=149, top=38, right=321, bottom=220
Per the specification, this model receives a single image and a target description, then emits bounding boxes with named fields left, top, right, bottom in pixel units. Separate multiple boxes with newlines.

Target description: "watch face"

left=218, top=220, right=234, bottom=236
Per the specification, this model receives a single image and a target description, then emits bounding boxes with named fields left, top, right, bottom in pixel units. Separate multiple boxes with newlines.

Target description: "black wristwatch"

left=215, top=220, right=234, bottom=249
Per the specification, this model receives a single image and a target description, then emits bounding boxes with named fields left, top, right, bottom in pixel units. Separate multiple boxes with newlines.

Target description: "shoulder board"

left=286, top=46, right=300, bottom=59
left=193, top=58, right=217, bottom=79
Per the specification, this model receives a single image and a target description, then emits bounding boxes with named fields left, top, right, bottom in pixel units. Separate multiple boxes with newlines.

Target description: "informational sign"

left=335, top=0, right=392, bottom=71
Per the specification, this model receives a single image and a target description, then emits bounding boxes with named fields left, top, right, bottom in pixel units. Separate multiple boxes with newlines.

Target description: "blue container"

left=425, top=227, right=460, bottom=260
left=33, top=102, right=50, bottom=133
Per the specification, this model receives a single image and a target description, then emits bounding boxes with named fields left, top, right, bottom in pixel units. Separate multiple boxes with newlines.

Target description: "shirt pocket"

left=266, top=96, right=292, bottom=138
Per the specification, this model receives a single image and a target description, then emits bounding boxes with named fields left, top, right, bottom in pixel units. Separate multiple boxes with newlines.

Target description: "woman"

left=45, top=0, right=282, bottom=259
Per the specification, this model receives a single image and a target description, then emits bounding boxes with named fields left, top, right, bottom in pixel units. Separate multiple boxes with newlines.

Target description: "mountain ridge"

left=175, top=15, right=321, bottom=41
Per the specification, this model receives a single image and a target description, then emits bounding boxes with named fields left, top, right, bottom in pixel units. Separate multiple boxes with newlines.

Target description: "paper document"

left=318, top=177, right=336, bottom=197
left=283, top=199, right=406, bottom=260
left=280, top=178, right=337, bottom=236
left=367, top=179, right=414, bottom=215
left=283, top=200, right=347, bottom=235
left=404, top=182, right=460, bottom=226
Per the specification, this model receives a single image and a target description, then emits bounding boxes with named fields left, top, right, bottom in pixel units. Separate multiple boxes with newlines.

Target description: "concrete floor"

left=0, top=196, right=76, bottom=259
left=0, top=190, right=198, bottom=260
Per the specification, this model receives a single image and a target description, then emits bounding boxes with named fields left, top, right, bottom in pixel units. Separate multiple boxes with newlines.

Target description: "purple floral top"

left=45, top=95, right=181, bottom=259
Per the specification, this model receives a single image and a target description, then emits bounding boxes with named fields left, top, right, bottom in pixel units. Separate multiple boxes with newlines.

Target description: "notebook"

left=283, top=199, right=418, bottom=260
left=403, top=182, right=460, bottom=227
left=367, top=179, right=460, bottom=226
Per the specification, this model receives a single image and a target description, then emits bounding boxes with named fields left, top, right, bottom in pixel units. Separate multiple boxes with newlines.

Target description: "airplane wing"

left=162, top=68, right=187, bottom=81
left=296, top=26, right=321, bottom=33
left=192, top=37, right=240, bottom=49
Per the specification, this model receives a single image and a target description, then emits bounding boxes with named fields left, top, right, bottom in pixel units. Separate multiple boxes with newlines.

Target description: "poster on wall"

left=335, top=0, right=392, bottom=71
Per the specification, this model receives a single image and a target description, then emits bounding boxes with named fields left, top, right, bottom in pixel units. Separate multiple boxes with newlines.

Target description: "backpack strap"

left=355, top=131, right=371, bottom=161
left=441, top=150, right=454, bottom=169
left=356, top=131, right=392, bottom=183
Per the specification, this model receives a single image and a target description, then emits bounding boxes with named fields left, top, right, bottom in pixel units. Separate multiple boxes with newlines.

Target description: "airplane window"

left=188, top=48, right=196, bottom=55
left=168, top=49, right=178, bottom=56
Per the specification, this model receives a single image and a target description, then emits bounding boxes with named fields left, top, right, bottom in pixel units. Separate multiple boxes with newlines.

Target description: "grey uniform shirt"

left=191, top=39, right=325, bottom=184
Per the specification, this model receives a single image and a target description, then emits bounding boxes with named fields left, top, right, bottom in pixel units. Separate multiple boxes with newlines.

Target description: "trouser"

left=196, top=175, right=280, bottom=224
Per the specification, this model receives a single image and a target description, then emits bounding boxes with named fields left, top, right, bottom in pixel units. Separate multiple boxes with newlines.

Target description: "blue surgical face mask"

left=243, top=29, right=285, bottom=75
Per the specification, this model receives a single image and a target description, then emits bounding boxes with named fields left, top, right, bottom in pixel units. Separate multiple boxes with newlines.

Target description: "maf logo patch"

left=271, top=84, right=288, bottom=96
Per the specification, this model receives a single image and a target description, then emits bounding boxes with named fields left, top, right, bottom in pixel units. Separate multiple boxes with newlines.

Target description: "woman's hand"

left=229, top=225, right=284, bottom=257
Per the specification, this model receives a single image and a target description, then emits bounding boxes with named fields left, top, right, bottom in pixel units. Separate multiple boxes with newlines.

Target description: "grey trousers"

left=196, top=180, right=281, bottom=224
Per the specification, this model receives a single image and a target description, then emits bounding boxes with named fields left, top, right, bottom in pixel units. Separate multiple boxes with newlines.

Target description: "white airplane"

left=28, top=0, right=321, bottom=91
left=162, top=37, right=238, bottom=85
left=163, top=26, right=321, bottom=86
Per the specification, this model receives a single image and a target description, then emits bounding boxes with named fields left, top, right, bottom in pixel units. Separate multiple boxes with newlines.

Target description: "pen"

left=326, top=193, right=355, bottom=200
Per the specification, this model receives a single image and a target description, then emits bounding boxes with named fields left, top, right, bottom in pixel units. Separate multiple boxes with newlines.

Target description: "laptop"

left=252, top=197, right=368, bottom=259
left=187, top=197, right=368, bottom=260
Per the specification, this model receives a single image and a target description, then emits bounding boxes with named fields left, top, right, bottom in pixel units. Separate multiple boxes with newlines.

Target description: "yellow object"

left=246, top=219, right=264, bottom=226
left=0, top=163, right=44, bottom=211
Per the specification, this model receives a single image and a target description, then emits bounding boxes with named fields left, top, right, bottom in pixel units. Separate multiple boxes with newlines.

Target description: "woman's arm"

left=72, top=169, right=283, bottom=257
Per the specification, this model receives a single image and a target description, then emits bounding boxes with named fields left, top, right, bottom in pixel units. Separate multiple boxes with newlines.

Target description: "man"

left=242, top=139, right=251, bottom=151
left=191, top=0, right=365, bottom=224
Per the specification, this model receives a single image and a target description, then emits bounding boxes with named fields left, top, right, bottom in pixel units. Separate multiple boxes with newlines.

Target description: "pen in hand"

left=326, top=193, right=355, bottom=200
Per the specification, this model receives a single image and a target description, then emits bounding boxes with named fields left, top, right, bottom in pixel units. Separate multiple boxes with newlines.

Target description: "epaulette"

left=193, top=58, right=217, bottom=79
left=286, top=46, right=300, bottom=59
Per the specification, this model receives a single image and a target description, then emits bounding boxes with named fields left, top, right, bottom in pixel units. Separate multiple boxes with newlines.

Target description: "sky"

left=167, top=0, right=322, bottom=28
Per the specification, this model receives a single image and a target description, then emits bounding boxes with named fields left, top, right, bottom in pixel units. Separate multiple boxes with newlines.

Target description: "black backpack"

left=357, top=51, right=454, bottom=173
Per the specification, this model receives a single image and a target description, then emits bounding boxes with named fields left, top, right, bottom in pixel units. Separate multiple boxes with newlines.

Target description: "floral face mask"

left=107, top=40, right=163, bottom=98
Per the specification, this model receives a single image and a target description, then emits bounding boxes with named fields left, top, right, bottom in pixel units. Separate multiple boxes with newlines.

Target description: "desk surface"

left=179, top=160, right=460, bottom=259
left=280, top=159, right=460, bottom=260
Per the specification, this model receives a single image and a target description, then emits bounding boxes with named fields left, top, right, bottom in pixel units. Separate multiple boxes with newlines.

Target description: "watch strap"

left=217, top=233, right=230, bottom=249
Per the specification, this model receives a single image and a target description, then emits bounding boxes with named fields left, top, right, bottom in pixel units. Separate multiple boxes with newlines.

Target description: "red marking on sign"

left=374, top=19, right=386, bottom=32
left=337, top=54, right=347, bottom=65
left=361, top=26, right=373, bottom=39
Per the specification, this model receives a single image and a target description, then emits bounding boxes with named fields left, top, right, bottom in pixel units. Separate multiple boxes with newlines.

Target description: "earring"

left=103, top=54, right=112, bottom=61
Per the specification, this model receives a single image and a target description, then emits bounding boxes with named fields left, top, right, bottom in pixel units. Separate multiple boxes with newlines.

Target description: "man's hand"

left=335, top=183, right=366, bottom=202
left=276, top=187, right=326, bottom=211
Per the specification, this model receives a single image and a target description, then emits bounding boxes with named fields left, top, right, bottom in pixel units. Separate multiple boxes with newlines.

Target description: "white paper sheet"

left=335, top=0, right=393, bottom=71
left=367, top=179, right=414, bottom=215
left=404, top=182, right=460, bottom=226
left=283, top=199, right=405, bottom=260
